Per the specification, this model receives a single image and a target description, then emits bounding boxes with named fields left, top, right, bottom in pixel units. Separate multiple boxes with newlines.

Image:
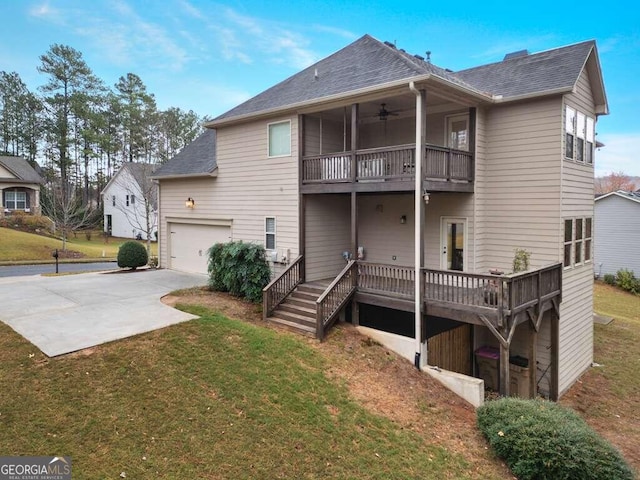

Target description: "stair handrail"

left=316, top=260, right=357, bottom=340
left=262, top=255, right=303, bottom=321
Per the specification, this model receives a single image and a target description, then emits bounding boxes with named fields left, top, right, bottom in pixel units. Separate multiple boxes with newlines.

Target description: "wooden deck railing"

left=301, top=143, right=473, bottom=185
left=316, top=260, right=357, bottom=340
left=357, top=262, right=414, bottom=297
left=262, top=256, right=303, bottom=321
left=423, top=263, right=563, bottom=317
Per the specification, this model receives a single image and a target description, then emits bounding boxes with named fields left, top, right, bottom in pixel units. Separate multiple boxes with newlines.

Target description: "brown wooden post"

left=351, top=191, right=358, bottom=259
left=351, top=104, right=359, bottom=183
left=352, top=300, right=360, bottom=327
left=550, top=312, right=560, bottom=401
left=529, top=319, right=538, bottom=398
left=468, top=107, right=476, bottom=182
left=499, top=338, right=511, bottom=397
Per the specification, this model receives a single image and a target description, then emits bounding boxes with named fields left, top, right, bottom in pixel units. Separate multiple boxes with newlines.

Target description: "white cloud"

left=28, top=1, right=62, bottom=22
left=594, top=132, right=640, bottom=177
left=311, top=25, right=358, bottom=40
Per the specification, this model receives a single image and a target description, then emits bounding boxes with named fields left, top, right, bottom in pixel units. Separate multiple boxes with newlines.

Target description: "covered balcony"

left=299, top=91, right=475, bottom=194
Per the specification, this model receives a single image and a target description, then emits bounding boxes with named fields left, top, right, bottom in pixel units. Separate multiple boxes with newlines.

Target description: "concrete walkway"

left=0, top=269, right=207, bottom=356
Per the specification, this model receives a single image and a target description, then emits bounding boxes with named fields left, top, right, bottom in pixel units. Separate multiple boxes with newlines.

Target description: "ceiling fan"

left=377, top=103, right=400, bottom=121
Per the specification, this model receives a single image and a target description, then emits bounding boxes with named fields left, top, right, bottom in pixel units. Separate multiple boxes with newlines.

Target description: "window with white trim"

left=268, top=121, right=291, bottom=157
left=564, top=216, right=592, bottom=268
left=130, top=194, right=135, bottom=205
left=5, top=191, right=26, bottom=210
left=265, top=217, right=276, bottom=250
left=112, top=195, right=116, bottom=207
left=126, top=195, right=130, bottom=207
left=565, top=106, right=595, bottom=165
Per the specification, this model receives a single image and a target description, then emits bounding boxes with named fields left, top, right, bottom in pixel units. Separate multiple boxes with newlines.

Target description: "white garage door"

left=169, top=223, right=231, bottom=274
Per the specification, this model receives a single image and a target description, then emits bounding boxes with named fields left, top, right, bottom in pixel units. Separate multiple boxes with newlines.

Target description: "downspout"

left=409, top=81, right=423, bottom=369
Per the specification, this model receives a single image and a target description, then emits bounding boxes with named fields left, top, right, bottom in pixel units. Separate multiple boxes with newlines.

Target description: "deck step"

left=286, top=295, right=317, bottom=308
left=271, top=309, right=316, bottom=327
left=268, top=315, right=316, bottom=337
left=279, top=301, right=316, bottom=316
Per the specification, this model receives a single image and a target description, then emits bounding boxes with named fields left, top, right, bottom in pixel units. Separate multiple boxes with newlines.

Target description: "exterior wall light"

left=185, top=197, right=195, bottom=208
left=400, top=215, right=407, bottom=224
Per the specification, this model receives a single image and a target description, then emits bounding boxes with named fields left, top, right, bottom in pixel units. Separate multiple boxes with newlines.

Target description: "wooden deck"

left=301, top=143, right=474, bottom=194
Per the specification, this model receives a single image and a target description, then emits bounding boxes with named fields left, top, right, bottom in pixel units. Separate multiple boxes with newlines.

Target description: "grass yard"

left=0, top=227, right=157, bottom=262
left=0, top=298, right=510, bottom=479
left=561, top=282, right=640, bottom=472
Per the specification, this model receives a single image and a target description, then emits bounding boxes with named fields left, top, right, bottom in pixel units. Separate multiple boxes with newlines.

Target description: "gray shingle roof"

left=214, top=35, right=478, bottom=122
left=455, top=41, right=595, bottom=98
left=0, top=156, right=43, bottom=184
left=152, top=129, right=217, bottom=178
left=212, top=35, right=597, bottom=123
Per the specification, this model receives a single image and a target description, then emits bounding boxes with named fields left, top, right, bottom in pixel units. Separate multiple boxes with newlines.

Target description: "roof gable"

left=213, top=35, right=473, bottom=123
left=595, top=190, right=640, bottom=205
left=455, top=41, right=597, bottom=100
left=102, top=162, right=155, bottom=194
left=0, top=156, right=43, bottom=184
left=152, top=129, right=217, bottom=179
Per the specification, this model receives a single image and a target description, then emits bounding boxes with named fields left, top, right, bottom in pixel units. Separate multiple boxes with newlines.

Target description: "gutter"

left=151, top=169, right=218, bottom=181
left=409, top=81, right=423, bottom=370
left=207, top=74, right=495, bottom=128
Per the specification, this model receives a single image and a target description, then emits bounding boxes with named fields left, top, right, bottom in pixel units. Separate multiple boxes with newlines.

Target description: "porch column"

left=550, top=312, right=560, bottom=401
left=298, top=114, right=306, bottom=282
left=410, top=82, right=427, bottom=368
left=528, top=319, right=538, bottom=399
left=350, top=104, right=359, bottom=183
left=351, top=191, right=357, bottom=258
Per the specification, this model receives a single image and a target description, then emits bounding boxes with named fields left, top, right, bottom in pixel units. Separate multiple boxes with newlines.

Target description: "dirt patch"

left=166, top=289, right=511, bottom=478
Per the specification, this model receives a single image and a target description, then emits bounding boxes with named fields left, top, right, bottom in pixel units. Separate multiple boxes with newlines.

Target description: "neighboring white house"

left=102, top=162, right=157, bottom=240
left=594, top=190, right=640, bottom=277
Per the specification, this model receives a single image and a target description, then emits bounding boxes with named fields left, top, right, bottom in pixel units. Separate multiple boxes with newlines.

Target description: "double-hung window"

left=565, top=107, right=576, bottom=159
left=265, top=217, right=276, bottom=250
left=5, top=191, right=26, bottom=210
left=564, top=217, right=592, bottom=268
left=565, top=106, right=595, bottom=165
left=268, top=121, right=291, bottom=157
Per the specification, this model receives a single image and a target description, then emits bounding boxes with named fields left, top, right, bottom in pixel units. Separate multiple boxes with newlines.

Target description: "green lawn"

left=0, top=304, right=496, bottom=479
left=0, top=227, right=157, bottom=262
left=561, top=282, right=640, bottom=472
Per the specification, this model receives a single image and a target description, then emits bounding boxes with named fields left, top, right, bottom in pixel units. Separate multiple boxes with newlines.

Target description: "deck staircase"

left=267, top=283, right=326, bottom=337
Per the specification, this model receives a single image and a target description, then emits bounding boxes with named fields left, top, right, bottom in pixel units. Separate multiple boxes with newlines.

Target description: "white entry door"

left=440, top=218, right=466, bottom=272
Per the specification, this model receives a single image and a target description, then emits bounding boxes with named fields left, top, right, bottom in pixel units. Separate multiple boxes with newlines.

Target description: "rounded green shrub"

left=207, top=241, right=270, bottom=303
left=477, top=398, right=634, bottom=480
left=603, top=273, right=616, bottom=286
left=117, top=241, right=148, bottom=270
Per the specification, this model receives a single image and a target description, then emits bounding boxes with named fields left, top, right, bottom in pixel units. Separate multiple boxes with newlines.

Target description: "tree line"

left=0, top=44, right=206, bottom=210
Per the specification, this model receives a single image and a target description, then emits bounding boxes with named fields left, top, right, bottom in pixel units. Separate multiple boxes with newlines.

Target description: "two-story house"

left=102, top=162, right=158, bottom=240
left=153, top=35, right=607, bottom=402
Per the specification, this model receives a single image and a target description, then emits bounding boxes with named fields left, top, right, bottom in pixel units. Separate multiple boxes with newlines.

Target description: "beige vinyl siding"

left=158, top=117, right=300, bottom=272
left=358, top=194, right=414, bottom=266
left=557, top=68, right=597, bottom=394
left=0, top=165, right=16, bottom=177
left=475, top=98, right=563, bottom=272
left=424, top=192, right=475, bottom=270
left=304, top=194, right=351, bottom=281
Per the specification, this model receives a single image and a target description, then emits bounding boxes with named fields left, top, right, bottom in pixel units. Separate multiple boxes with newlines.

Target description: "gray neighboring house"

left=0, top=155, right=43, bottom=216
left=153, top=35, right=608, bottom=404
left=594, top=190, right=640, bottom=277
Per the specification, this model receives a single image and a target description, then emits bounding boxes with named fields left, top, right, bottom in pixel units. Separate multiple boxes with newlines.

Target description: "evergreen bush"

left=477, top=398, right=634, bottom=480
left=603, top=273, right=616, bottom=286
left=615, top=269, right=640, bottom=294
left=117, top=241, right=148, bottom=270
left=207, top=241, right=271, bottom=303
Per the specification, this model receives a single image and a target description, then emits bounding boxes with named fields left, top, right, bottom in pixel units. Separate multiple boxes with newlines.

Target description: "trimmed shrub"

left=603, top=273, right=616, bottom=286
left=615, top=268, right=640, bottom=295
left=117, top=241, right=148, bottom=270
left=477, top=398, right=634, bottom=480
left=207, top=241, right=271, bottom=303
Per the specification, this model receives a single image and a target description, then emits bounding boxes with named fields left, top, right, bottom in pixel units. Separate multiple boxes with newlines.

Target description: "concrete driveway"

left=0, top=269, right=207, bottom=357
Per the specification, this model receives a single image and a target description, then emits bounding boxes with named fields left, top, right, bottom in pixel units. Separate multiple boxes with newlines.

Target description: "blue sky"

left=1, top=0, right=639, bottom=176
